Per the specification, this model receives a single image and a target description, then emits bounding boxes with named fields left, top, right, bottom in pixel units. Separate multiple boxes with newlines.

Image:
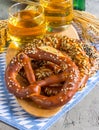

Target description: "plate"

left=0, top=51, right=99, bottom=130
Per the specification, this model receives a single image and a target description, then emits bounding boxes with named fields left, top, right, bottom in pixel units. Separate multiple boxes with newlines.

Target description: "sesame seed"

left=26, top=91, right=29, bottom=94
left=61, top=99, right=63, bottom=102
left=16, top=88, right=19, bottom=91
left=9, top=85, right=12, bottom=88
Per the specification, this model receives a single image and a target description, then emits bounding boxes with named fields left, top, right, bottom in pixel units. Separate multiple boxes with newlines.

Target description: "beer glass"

left=40, top=0, right=73, bottom=31
left=8, top=3, right=46, bottom=45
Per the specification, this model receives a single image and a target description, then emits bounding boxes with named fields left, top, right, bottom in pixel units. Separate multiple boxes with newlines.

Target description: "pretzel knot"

left=5, top=46, right=80, bottom=109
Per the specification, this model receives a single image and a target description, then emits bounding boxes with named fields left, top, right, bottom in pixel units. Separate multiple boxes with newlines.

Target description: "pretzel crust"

left=5, top=34, right=93, bottom=116
left=5, top=46, right=81, bottom=109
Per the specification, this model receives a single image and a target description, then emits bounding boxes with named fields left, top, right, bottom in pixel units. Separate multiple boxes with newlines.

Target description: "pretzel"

left=24, top=36, right=91, bottom=89
left=15, top=35, right=91, bottom=96
left=5, top=46, right=80, bottom=109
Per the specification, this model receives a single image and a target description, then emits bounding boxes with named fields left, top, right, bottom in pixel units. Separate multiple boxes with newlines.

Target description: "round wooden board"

left=6, top=25, right=79, bottom=117
left=17, top=98, right=62, bottom=117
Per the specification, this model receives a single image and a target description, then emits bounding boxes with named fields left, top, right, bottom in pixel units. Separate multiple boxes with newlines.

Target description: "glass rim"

left=9, top=2, right=44, bottom=18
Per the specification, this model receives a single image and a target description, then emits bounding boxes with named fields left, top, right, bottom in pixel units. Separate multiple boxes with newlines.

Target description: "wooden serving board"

left=6, top=25, right=79, bottom=117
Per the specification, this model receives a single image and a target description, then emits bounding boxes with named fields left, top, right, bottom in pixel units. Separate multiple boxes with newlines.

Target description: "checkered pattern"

left=0, top=52, right=99, bottom=130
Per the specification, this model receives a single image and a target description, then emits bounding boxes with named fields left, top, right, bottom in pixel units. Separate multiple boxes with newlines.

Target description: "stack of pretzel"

left=5, top=33, right=99, bottom=117
left=0, top=14, right=98, bottom=117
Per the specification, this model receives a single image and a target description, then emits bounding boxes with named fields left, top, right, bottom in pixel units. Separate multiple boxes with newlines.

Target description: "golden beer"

left=40, top=0, right=73, bottom=29
left=8, top=3, right=46, bottom=45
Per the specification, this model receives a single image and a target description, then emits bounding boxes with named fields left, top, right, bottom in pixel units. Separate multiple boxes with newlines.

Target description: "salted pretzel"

left=15, top=35, right=92, bottom=96
left=23, top=35, right=91, bottom=89
left=5, top=46, right=81, bottom=109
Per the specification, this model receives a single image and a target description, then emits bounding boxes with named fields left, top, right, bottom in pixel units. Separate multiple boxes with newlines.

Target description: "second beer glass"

left=40, top=0, right=73, bottom=31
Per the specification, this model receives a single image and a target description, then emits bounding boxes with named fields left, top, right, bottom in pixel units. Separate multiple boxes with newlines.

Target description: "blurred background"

left=0, top=0, right=99, bottom=20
